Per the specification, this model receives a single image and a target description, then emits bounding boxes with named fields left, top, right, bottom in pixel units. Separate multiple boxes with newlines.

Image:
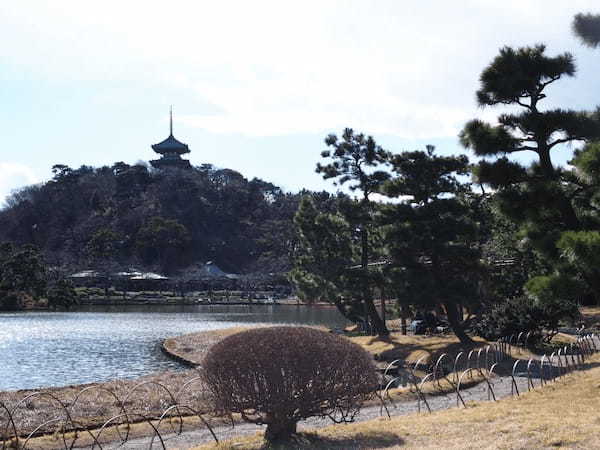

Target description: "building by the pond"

left=150, top=107, right=192, bottom=169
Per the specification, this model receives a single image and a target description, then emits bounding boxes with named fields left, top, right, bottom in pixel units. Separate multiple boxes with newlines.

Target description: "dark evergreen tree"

left=290, top=196, right=361, bottom=322
left=380, top=146, right=479, bottom=344
left=47, top=278, right=79, bottom=310
left=459, top=44, right=600, bottom=304
left=316, top=128, right=390, bottom=335
left=0, top=243, right=47, bottom=310
left=135, top=217, right=191, bottom=273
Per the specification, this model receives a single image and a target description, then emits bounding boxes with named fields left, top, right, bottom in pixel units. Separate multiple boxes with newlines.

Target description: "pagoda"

left=150, top=108, right=192, bottom=169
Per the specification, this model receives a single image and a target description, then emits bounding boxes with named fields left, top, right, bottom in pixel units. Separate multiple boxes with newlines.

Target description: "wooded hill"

left=0, top=162, right=329, bottom=275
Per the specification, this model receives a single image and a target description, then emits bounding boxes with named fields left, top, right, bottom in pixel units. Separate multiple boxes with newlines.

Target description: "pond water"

left=0, top=304, right=347, bottom=391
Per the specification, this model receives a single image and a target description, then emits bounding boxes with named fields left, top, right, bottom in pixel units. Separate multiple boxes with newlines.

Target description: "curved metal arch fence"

left=0, top=332, right=598, bottom=448
left=0, top=376, right=219, bottom=450
left=377, top=332, right=599, bottom=416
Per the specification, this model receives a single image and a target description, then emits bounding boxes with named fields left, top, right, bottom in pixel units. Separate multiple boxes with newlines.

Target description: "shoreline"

left=5, top=299, right=339, bottom=310
left=0, top=327, right=242, bottom=440
left=161, top=326, right=254, bottom=366
left=2, top=327, right=241, bottom=395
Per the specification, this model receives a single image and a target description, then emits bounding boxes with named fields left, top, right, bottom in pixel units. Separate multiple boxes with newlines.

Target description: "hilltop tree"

left=381, top=146, right=480, bottom=344
left=86, top=228, right=121, bottom=262
left=316, top=128, right=390, bottom=335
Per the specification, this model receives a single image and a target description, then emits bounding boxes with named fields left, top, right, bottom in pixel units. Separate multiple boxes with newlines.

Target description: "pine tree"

left=381, top=146, right=480, bottom=344
left=460, top=44, right=600, bottom=304
left=290, top=196, right=365, bottom=324
left=316, top=128, right=390, bottom=335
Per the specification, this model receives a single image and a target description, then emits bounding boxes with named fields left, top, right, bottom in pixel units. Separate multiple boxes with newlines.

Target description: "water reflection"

left=0, top=304, right=347, bottom=391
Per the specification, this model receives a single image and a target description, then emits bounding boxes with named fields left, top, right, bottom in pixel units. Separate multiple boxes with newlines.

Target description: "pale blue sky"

left=1, top=1, right=600, bottom=203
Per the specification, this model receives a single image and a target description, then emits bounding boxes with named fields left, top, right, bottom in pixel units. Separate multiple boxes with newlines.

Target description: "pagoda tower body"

left=150, top=108, right=192, bottom=169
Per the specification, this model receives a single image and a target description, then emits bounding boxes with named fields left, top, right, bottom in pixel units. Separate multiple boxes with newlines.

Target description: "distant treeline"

left=0, top=162, right=340, bottom=275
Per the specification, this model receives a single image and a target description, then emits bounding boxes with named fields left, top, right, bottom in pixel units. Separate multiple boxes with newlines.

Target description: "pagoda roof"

left=150, top=157, right=192, bottom=169
left=151, top=134, right=190, bottom=155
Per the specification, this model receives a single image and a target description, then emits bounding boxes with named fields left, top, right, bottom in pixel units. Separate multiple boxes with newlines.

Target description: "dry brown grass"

left=0, top=369, right=211, bottom=438
left=196, top=354, right=600, bottom=450
left=347, top=333, right=490, bottom=364
left=581, top=306, right=600, bottom=330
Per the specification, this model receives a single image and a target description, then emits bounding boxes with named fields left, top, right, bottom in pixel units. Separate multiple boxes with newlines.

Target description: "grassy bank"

left=162, top=327, right=253, bottom=365
left=166, top=326, right=492, bottom=366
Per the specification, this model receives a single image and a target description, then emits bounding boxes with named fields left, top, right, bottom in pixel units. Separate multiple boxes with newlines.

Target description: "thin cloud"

left=2, top=1, right=599, bottom=139
left=0, top=163, right=39, bottom=206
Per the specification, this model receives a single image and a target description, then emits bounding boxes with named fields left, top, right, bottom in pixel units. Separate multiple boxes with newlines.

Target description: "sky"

left=1, top=0, right=600, bottom=204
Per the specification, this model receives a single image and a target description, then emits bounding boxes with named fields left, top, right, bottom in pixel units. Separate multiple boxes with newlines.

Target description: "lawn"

left=348, top=332, right=489, bottom=364
left=581, top=306, right=600, bottom=330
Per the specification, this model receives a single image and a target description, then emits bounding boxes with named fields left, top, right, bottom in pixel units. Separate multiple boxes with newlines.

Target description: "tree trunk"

left=359, top=227, right=388, bottom=336
left=361, top=228, right=370, bottom=330
left=536, top=147, right=580, bottom=231
left=443, top=301, right=472, bottom=345
left=401, top=303, right=409, bottom=335
left=380, top=288, right=386, bottom=325
left=582, top=271, right=600, bottom=305
left=265, top=419, right=297, bottom=442
left=365, top=297, right=389, bottom=336
left=556, top=193, right=581, bottom=231
left=333, top=299, right=362, bottom=325
left=538, top=147, right=555, bottom=179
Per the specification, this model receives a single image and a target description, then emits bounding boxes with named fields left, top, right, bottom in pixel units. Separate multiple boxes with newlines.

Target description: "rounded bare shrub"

left=200, top=326, right=378, bottom=442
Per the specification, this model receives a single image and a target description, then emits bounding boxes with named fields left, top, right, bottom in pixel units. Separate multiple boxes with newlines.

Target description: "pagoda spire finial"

left=151, top=105, right=191, bottom=169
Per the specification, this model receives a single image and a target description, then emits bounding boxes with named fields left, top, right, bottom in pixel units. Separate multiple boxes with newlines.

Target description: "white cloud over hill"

left=0, top=163, right=39, bottom=207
